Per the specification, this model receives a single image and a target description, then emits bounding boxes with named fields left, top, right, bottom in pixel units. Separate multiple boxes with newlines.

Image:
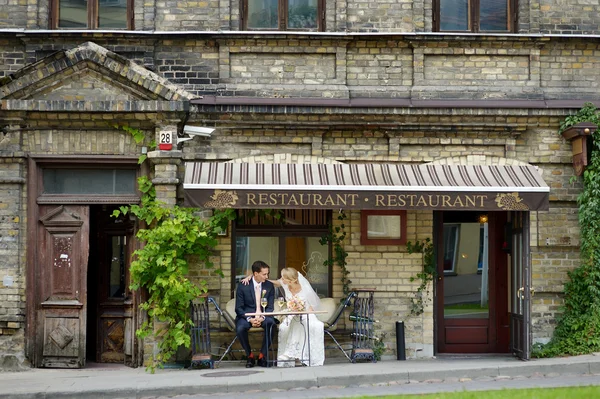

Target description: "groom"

left=235, top=260, right=276, bottom=368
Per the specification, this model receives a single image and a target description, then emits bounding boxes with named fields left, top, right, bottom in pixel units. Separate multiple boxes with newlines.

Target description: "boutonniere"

left=261, top=289, right=267, bottom=298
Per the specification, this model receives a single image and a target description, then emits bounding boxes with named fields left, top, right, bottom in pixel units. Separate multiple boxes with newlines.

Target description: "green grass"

left=348, top=386, right=600, bottom=399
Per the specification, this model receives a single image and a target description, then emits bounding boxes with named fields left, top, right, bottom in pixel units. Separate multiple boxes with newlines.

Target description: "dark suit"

left=235, top=278, right=277, bottom=356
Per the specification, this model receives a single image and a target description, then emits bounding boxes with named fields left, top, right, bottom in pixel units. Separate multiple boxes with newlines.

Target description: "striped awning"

left=183, top=162, right=549, bottom=211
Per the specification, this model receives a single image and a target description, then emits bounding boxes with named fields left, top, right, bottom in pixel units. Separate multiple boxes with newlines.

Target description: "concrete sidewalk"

left=1, top=354, right=600, bottom=399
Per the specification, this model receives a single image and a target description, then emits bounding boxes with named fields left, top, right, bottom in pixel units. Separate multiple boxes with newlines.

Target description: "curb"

left=2, top=361, right=600, bottom=399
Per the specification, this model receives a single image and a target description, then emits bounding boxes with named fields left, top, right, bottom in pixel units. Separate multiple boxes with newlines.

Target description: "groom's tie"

left=255, top=284, right=261, bottom=314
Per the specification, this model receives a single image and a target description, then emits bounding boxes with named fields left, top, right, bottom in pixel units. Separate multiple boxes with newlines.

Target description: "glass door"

left=509, top=211, right=531, bottom=359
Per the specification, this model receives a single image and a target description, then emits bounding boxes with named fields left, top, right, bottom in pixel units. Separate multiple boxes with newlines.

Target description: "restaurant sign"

left=184, top=189, right=549, bottom=211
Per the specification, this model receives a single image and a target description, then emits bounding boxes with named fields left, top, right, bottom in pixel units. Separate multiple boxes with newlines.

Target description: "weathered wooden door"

left=36, top=205, right=89, bottom=368
left=510, top=211, right=531, bottom=360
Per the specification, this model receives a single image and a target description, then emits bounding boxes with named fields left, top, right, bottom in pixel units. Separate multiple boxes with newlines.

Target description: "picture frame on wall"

left=360, top=210, right=407, bottom=246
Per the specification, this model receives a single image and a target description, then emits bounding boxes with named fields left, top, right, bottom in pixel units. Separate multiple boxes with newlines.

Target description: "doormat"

left=202, top=370, right=263, bottom=377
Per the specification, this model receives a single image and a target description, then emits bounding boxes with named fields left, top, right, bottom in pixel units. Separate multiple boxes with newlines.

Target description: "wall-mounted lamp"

left=560, top=121, right=598, bottom=176
left=478, top=214, right=489, bottom=224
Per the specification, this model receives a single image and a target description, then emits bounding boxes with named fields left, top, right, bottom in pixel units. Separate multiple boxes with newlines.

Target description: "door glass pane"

left=288, top=0, right=317, bottom=29
left=43, top=169, right=136, bottom=195
left=443, top=224, right=459, bottom=273
left=287, top=237, right=329, bottom=297
left=99, top=0, right=128, bottom=28
left=444, top=222, right=489, bottom=319
left=480, top=0, right=508, bottom=31
left=247, top=0, right=278, bottom=29
left=58, top=0, right=89, bottom=28
left=109, top=236, right=126, bottom=298
left=234, top=237, right=279, bottom=284
left=439, top=0, right=469, bottom=31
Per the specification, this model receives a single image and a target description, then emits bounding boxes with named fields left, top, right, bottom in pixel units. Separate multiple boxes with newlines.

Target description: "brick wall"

left=538, top=0, right=600, bottom=34
left=3, top=37, right=600, bottom=101
left=0, top=157, right=27, bottom=370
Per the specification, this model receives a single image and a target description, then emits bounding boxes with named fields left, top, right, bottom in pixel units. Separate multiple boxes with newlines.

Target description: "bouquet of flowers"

left=286, top=295, right=305, bottom=312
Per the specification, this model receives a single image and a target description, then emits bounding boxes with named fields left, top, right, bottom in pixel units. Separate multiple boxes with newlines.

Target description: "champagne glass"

left=260, top=297, right=268, bottom=313
left=277, top=296, right=285, bottom=309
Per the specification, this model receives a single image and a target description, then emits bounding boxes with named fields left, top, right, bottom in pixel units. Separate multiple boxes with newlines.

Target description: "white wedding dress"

left=277, top=279, right=325, bottom=367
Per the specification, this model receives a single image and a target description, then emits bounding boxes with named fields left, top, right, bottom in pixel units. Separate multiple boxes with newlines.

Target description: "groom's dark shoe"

left=245, top=355, right=255, bottom=368
left=257, top=357, right=268, bottom=367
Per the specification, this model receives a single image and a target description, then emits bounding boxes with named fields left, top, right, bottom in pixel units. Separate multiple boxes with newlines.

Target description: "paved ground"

left=1, top=354, right=600, bottom=399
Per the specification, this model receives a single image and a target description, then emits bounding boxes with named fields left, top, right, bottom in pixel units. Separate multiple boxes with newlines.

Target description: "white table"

left=245, top=310, right=327, bottom=367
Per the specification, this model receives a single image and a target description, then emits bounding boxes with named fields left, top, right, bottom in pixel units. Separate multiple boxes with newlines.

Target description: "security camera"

left=182, top=125, right=215, bottom=137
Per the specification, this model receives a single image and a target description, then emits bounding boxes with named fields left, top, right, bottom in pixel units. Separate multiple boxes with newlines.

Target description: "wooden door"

left=510, top=211, right=531, bottom=359
left=36, top=205, right=89, bottom=368
left=436, top=211, right=506, bottom=353
left=90, top=206, right=135, bottom=364
left=285, top=237, right=306, bottom=274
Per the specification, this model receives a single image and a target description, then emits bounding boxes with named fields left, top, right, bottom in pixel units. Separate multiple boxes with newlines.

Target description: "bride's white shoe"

left=277, top=354, right=294, bottom=367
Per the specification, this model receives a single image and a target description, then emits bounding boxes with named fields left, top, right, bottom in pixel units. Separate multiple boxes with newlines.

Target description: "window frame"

left=240, top=0, right=326, bottom=31
left=231, top=210, right=332, bottom=297
left=360, top=210, right=407, bottom=246
left=34, top=157, right=141, bottom=205
left=433, top=0, right=517, bottom=33
left=50, top=0, right=135, bottom=30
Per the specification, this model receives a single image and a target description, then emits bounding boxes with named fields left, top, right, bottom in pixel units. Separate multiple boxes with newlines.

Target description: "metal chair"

left=207, top=297, right=239, bottom=366
left=323, top=291, right=357, bottom=362
left=208, top=296, right=281, bottom=367
left=190, top=299, right=214, bottom=369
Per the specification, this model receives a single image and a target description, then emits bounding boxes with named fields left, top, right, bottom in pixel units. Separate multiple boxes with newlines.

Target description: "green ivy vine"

left=114, top=178, right=235, bottom=372
left=406, top=238, right=436, bottom=316
left=320, top=210, right=351, bottom=297
left=534, top=102, right=600, bottom=357
left=115, top=123, right=236, bottom=372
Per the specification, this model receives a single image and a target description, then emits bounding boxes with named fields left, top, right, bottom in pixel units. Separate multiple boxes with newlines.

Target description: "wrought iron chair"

left=190, top=299, right=214, bottom=369
left=207, top=297, right=239, bottom=366
left=322, top=291, right=357, bottom=362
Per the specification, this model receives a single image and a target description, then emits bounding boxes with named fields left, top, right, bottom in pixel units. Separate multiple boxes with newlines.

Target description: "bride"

left=241, top=267, right=324, bottom=367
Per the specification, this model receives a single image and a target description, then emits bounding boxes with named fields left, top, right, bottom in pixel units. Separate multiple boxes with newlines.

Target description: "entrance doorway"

left=435, top=211, right=510, bottom=354
left=86, top=205, right=135, bottom=364
left=32, top=204, right=137, bottom=368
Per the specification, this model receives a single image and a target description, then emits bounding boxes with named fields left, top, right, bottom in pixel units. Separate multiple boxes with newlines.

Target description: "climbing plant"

left=406, top=238, right=436, bottom=316
left=320, top=210, right=351, bottom=297
left=114, top=177, right=235, bottom=372
left=534, top=102, right=600, bottom=357
left=114, top=125, right=235, bottom=372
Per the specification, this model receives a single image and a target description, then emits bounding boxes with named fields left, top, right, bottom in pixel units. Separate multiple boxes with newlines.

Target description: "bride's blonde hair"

left=281, top=267, right=299, bottom=283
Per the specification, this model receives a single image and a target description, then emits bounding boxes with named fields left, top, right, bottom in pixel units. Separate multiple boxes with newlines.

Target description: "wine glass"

left=260, top=297, right=268, bottom=313
left=277, top=296, right=285, bottom=309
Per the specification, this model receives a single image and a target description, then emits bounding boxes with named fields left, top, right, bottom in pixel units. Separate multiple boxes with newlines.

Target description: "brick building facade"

left=0, top=0, right=597, bottom=370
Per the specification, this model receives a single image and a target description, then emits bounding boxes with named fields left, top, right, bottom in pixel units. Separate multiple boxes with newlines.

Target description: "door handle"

left=517, top=287, right=534, bottom=299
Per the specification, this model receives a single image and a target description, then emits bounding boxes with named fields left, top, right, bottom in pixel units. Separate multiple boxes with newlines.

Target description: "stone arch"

left=227, top=154, right=342, bottom=164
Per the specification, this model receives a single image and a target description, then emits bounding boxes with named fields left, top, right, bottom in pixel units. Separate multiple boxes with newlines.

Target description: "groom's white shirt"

left=247, top=278, right=262, bottom=322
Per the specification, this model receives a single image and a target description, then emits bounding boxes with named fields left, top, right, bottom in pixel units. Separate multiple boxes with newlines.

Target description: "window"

left=233, top=210, right=331, bottom=297
left=42, top=168, right=137, bottom=195
left=360, top=210, right=407, bottom=246
left=51, top=0, right=133, bottom=29
left=434, top=0, right=516, bottom=32
left=241, top=0, right=325, bottom=31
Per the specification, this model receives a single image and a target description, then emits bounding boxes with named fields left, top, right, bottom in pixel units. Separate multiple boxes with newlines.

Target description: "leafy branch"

left=406, top=238, right=436, bottom=316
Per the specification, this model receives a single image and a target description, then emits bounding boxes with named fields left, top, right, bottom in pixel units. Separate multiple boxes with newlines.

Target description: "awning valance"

left=183, top=162, right=550, bottom=211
